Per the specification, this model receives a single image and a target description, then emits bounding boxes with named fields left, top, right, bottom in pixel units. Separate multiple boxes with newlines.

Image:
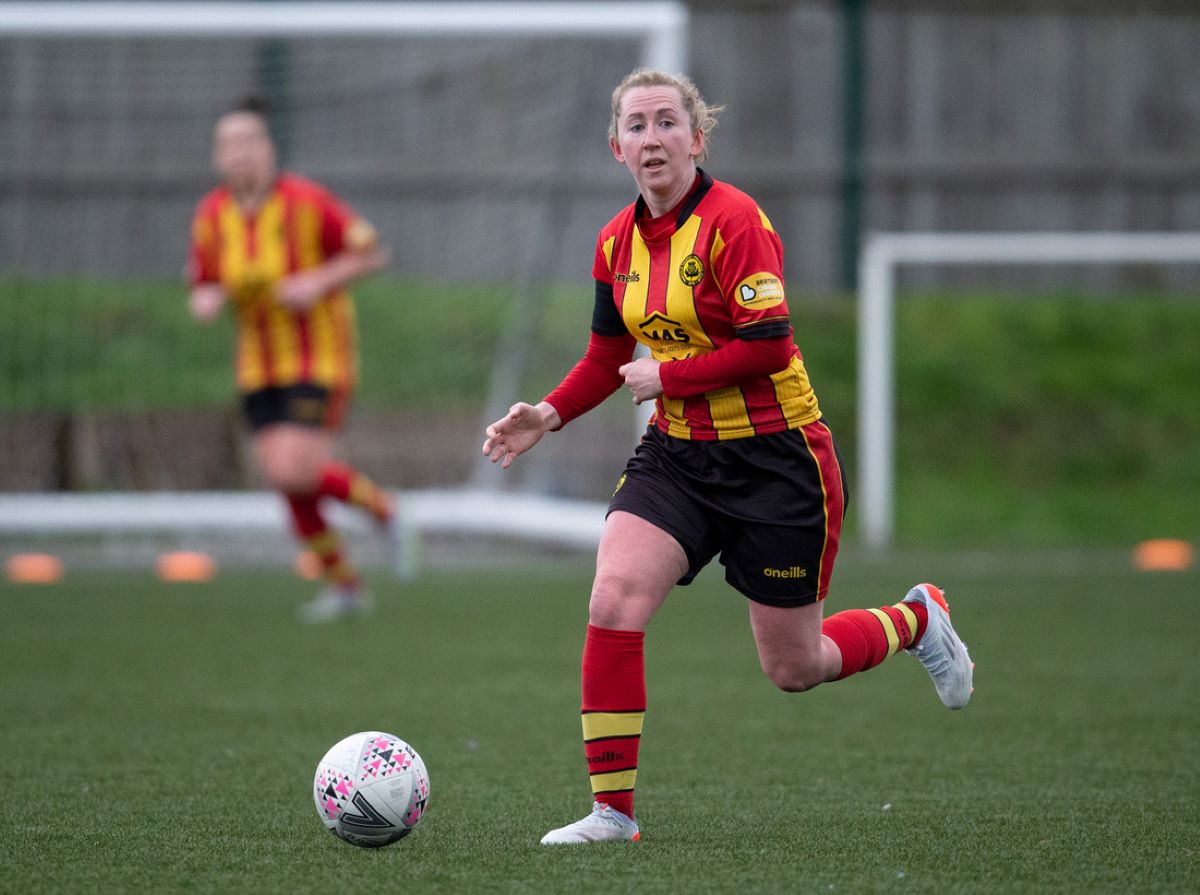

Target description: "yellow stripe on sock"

left=589, top=769, right=637, bottom=794
left=350, top=476, right=384, bottom=514
left=306, top=531, right=340, bottom=556
left=867, top=608, right=902, bottom=658
left=894, top=602, right=919, bottom=648
left=581, top=711, right=644, bottom=742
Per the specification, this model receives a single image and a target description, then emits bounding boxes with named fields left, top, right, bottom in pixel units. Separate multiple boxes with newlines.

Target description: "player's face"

left=610, top=85, right=704, bottom=211
left=213, top=112, right=276, bottom=194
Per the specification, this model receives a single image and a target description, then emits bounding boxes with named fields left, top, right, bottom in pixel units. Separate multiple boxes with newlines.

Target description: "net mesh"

left=1, top=29, right=650, bottom=492
left=0, top=22, right=668, bottom=565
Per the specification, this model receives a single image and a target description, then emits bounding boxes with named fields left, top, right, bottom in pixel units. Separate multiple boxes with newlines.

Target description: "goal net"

left=0, top=2, right=687, bottom=571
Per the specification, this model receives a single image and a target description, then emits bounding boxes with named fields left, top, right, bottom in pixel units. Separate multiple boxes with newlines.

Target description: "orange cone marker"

left=156, top=551, right=216, bottom=582
left=295, top=550, right=323, bottom=580
left=6, top=553, right=64, bottom=584
left=1132, top=539, right=1193, bottom=572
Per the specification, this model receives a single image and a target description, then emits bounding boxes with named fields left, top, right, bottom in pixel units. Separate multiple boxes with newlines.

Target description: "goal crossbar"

left=857, top=231, right=1200, bottom=551
left=0, top=1, right=688, bottom=68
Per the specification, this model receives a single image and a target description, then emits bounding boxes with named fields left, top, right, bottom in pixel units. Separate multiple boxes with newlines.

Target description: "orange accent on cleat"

left=904, top=583, right=973, bottom=709
left=916, top=583, right=950, bottom=613
left=631, top=832, right=640, bottom=842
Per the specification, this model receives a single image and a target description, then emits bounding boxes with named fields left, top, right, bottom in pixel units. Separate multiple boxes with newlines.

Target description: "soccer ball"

left=312, top=731, right=430, bottom=848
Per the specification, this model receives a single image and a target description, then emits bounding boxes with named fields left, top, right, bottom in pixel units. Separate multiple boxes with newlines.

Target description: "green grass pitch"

left=1, top=553, right=1196, bottom=893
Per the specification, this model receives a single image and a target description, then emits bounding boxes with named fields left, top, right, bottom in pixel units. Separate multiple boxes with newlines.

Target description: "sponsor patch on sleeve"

left=734, top=273, right=785, bottom=310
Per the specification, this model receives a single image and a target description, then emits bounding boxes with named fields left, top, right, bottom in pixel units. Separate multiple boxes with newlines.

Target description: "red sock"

left=580, top=624, right=645, bottom=820
left=285, top=493, right=359, bottom=588
left=286, top=492, right=325, bottom=540
left=823, top=600, right=928, bottom=680
left=317, top=461, right=392, bottom=523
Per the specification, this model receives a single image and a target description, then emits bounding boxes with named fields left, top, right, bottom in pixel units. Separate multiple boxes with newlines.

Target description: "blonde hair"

left=608, top=69, right=723, bottom=162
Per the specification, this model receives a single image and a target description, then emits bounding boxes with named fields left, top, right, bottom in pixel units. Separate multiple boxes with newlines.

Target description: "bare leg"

left=747, top=600, right=843, bottom=692
left=588, top=511, right=689, bottom=630
left=252, top=423, right=335, bottom=493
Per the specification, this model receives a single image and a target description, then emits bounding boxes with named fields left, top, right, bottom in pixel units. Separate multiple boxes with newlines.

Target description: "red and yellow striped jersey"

left=188, top=173, right=376, bottom=392
left=593, top=171, right=821, bottom=440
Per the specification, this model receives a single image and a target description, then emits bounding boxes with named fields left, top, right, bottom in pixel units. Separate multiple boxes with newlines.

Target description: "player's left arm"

left=277, top=193, right=389, bottom=311
left=634, top=211, right=795, bottom=400
left=645, top=335, right=794, bottom=400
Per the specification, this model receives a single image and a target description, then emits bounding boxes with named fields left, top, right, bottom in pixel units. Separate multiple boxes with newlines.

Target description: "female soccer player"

left=189, top=96, right=395, bottom=622
left=482, top=69, right=974, bottom=843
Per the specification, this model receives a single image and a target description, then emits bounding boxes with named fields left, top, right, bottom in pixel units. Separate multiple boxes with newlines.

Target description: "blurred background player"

left=483, top=69, right=974, bottom=844
left=188, top=96, right=394, bottom=622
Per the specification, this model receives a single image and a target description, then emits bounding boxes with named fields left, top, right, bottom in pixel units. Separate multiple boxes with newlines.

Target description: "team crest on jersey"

left=679, top=254, right=704, bottom=286
left=735, top=273, right=785, bottom=309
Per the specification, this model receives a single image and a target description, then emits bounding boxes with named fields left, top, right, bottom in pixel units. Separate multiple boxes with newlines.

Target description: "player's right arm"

left=483, top=226, right=636, bottom=469
left=187, top=196, right=228, bottom=323
left=482, top=283, right=635, bottom=468
left=482, top=401, right=561, bottom=469
left=538, top=233, right=638, bottom=425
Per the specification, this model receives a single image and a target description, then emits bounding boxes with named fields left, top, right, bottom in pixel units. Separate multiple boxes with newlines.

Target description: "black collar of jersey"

left=633, top=168, right=715, bottom=230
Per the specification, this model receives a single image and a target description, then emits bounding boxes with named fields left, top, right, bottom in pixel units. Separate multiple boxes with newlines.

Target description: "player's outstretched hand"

left=483, top=402, right=559, bottom=469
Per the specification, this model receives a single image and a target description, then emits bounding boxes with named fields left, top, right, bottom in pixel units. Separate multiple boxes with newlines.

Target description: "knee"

left=257, top=446, right=319, bottom=493
left=588, top=569, right=642, bottom=630
left=262, top=459, right=314, bottom=494
left=760, top=656, right=827, bottom=693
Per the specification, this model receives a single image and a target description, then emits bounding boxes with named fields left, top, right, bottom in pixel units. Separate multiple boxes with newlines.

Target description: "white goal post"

left=857, top=231, right=1200, bottom=551
left=0, top=1, right=689, bottom=568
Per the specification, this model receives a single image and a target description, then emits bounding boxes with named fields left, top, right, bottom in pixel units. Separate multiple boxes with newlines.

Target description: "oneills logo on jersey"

left=638, top=312, right=691, bottom=344
left=735, top=273, right=785, bottom=309
left=614, top=270, right=640, bottom=283
left=679, top=253, right=704, bottom=286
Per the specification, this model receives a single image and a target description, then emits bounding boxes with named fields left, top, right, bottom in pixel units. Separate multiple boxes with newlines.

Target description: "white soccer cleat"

left=539, top=802, right=640, bottom=845
left=903, top=583, right=974, bottom=710
left=298, top=585, right=374, bottom=624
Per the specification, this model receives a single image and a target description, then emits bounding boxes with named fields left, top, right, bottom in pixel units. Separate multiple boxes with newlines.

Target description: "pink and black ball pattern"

left=314, top=767, right=354, bottom=825
left=359, top=734, right=412, bottom=781
left=404, top=763, right=431, bottom=827
left=313, top=731, right=431, bottom=848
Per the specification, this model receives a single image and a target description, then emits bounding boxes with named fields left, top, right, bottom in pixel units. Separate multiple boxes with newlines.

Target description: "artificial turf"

left=1, top=552, right=1196, bottom=892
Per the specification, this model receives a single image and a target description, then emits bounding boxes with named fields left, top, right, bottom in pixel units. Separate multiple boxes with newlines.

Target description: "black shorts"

left=608, top=422, right=848, bottom=607
left=240, top=384, right=348, bottom=433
